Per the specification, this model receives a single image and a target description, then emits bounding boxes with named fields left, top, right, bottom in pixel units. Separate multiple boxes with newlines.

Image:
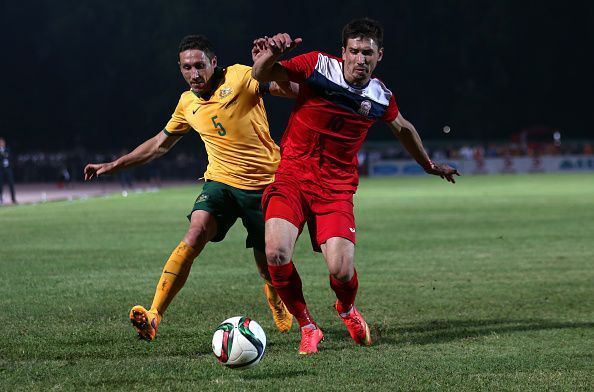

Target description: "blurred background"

left=1, top=0, right=593, bottom=195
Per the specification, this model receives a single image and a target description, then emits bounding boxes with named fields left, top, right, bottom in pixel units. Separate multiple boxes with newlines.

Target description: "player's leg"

left=266, top=204, right=324, bottom=354
left=264, top=181, right=324, bottom=353
left=130, top=210, right=217, bottom=341
left=131, top=181, right=231, bottom=341
left=152, top=210, right=218, bottom=313
left=316, top=200, right=372, bottom=346
left=321, top=237, right=371, bottom=346
left=321, top=237, right=357, bottom=312
left=239, top=188, right=293, bottom=332
left=265, top=216, right=302, bottom=318
left=251, top=248, right=293, bottom=332
left=266, top=216, right=323, bottom=354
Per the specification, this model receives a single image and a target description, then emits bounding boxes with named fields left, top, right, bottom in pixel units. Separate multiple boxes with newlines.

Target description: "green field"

left=1, top=173, right=593, bottom=391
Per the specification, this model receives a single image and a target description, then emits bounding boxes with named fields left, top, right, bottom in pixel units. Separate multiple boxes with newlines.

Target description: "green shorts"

left=188, top=180, right=266, bottom=251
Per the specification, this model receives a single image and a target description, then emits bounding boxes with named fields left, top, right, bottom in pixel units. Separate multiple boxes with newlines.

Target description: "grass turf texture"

left=1, top=173, right=593, bottom=391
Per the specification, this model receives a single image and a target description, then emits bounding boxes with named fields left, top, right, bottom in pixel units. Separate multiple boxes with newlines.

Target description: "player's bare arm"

left=251, top=33, right=302, bottom=82
left=268, top=81, right=299, bottom=98
left=84, top=130, right=182, bottom=180
left=389, top=113, right=460, bottom=183
left=252, top=39, right=299, bottom=98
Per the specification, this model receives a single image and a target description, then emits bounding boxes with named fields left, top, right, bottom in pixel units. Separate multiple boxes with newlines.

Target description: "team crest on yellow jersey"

left=219, top=87, right=233, bottom=99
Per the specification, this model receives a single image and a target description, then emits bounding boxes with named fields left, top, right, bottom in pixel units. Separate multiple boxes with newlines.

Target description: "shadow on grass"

left=241, top=369, right=309, bottom=380
left=80, top=369, right=310, bottom=388
left=313, top=326, right=363, bottom=351
left=372, top=319, right=594, bottom=346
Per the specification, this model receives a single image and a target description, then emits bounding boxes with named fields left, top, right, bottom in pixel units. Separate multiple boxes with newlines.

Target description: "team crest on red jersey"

left=358, top=100, right=372, bottom=116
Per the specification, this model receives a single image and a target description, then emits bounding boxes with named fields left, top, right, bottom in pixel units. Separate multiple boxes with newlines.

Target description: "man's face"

left=179, top=49, right=217, bottom=94
left=342, top=37, right=383, bottom=86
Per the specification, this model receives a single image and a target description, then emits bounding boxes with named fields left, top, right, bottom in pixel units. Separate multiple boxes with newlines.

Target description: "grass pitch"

left=1, top=173, right=593, bottom=391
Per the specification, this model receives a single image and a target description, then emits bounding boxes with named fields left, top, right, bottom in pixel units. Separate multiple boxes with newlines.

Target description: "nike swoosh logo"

left=192, top=107, right=200, bottom=114
left=349, top=228, right=356, bottom=233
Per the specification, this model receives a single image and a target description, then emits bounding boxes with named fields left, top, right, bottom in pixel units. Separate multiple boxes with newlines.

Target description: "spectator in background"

left=473, top=145, right=486, bottom=174
left=357, top=150, right=368, bottom=176
left=58, top=165, right=72, bottom=189
left=432, top=148, right=447, bottom=161
left=459, top=145, right=473, bottom=160
left=485, top=143, right=498, bottom=158
left=0, top=138, right=17, bottom=205
left=501, top=146, right=516, bottom=173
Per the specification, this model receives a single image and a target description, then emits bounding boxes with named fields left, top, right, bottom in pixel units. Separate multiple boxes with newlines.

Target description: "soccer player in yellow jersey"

left=84, top=35, right=298, bottom=340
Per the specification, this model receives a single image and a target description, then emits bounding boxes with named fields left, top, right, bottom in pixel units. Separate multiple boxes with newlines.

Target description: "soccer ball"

left=212, top=316, right=266, bottom=369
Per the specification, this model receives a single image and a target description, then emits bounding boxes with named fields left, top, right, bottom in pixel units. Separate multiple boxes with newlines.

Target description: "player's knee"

left=184, top=225, right=211, bottom=249
left=327, top=257, right=354, bottom=281
left=330, top=270, right=352, bottom=282
left=265, top=244, right=292, bottom=266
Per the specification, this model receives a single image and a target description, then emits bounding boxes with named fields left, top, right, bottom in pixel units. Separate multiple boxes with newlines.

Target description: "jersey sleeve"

left=279, top=51, right=319, bottom=83
left=235, top=64, right=260, bottom=96
left=164, top=95, right=192, bottom=135
left=381, top=94, right=399, bottom=123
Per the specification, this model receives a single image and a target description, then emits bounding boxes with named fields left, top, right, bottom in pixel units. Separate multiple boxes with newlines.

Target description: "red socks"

left=330, top=270, right=359, bottom=314
left=268, top=262, right=314, bottom=327
left=269, top=263, right=360, bottom=325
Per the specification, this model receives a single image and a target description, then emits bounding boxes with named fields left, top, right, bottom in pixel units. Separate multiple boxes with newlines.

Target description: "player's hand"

left=425, top=161, right=460, bottom=183
left=266, top=33, right=302, bottom=56
left=84, top=162, right=113, bottom=181
left=251, top=37, right=270, bottom=62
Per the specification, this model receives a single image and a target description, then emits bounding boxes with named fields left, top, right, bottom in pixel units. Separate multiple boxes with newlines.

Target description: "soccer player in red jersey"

left=251, top=18, right=459, bottom=354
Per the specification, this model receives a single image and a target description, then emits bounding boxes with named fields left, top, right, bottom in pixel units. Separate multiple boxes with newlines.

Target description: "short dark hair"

left=342, top=18, right=384, bottom=48
left=178, top=35, right=216, bottom=60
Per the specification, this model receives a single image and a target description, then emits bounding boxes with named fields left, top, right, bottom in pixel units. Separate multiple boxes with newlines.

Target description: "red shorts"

left=262, top=177, right=356, bottom=252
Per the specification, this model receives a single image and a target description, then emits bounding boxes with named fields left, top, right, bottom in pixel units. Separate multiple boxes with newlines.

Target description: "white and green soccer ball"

left=212, top=316, right=266, bottom=369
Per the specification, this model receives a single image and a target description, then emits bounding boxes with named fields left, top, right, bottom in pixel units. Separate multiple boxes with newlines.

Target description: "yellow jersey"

left=164, top=64, right=280, bottom=190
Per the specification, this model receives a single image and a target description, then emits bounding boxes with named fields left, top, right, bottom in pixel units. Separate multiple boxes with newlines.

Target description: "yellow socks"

left=150, top=241, right=199, bottom=315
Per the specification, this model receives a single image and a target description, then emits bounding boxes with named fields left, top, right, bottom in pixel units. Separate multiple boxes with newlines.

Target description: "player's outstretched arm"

left=388, top=113, right=460, bottom=183
left=251, top=33, right=301, bottom=82
left=83, top=130, right=182, bottom=181
left=268, top=81, right=299, bottom=98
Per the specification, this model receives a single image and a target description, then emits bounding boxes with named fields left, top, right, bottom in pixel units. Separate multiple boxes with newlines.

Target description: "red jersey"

left=277, top=51, right=399, bottom=192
